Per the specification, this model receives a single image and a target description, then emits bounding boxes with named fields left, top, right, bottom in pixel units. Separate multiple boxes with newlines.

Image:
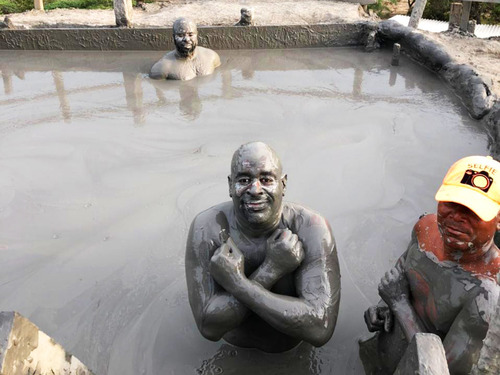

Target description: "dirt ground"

left=7, top=1, right=366, bottom=27
left=4, top=0, right=500, bottom=97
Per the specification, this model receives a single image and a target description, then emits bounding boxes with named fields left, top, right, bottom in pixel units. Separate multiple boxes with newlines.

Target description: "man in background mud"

left=185, top=142, right=340, bottom=352
left=150, top=18, right=220, bottom=81
left=364, top=155, right=500, bottom=374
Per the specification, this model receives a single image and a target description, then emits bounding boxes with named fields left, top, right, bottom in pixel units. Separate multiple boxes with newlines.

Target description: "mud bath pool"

left=0, top=47, right=494, bottom=374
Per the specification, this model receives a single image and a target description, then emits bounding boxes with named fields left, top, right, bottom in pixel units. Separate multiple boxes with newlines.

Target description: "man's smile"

left=440, top=221, right=471, bottom=240
left=243, top=200, right=269, bottom=212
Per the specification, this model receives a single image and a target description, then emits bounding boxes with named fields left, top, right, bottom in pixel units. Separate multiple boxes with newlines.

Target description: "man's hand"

left=378, top=263, right=410, bottom=308
left=364, top=305, right=393, bottom=332
left=209, top=237, right=245, bottom=292
left=265, top=228, right=304, bottom=276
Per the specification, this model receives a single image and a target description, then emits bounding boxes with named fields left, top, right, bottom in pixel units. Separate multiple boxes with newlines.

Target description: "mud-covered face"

left=437, top=201, right=500, bottom=253
left=229, top=144, right=286, bottom=228
left=173, top=22, right=198, bottom=57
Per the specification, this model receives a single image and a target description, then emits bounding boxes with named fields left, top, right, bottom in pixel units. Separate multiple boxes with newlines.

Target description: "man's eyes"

left=260, top=177, right=275, bottom=184
left=237, top=178, right=250, bottom=184
left=237, top=177, right=275, bottom=185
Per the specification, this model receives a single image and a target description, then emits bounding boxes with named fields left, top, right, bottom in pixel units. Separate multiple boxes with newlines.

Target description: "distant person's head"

left=173, top=18, right=198, bottom=58
left=435, top=155, right=500, bottom=252
left=240, top=7, right=253, bottom=23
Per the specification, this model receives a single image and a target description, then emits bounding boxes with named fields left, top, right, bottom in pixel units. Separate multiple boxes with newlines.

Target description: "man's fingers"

left=226, top=237, right=236, bottom=251
left=295, top=241, right=304, bottom=262
left=287, top=233, right=298, bottom=247
left=212, top=245, right=225, bottom=258
left=363, top=309, right=371, bottom=328
left=280, top=228, right=292, bottom=240
left=271, top=228, right=284, bottom=241
left=396, top=262, right=404, bottom=273
left=364, top=307, right=382, bottom=331
left=384, top=310, right=393, bottom=332
left=218, top=229, right=229, bottom=244
left=389, top=268, right=398, bottom=278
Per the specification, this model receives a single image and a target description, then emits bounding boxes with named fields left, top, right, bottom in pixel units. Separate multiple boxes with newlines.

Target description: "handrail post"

left=34, top=0, right=44, bottom=11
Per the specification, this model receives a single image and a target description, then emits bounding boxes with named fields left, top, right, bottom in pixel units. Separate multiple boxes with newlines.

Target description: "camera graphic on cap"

left=460, top=169, right=493, bottom=193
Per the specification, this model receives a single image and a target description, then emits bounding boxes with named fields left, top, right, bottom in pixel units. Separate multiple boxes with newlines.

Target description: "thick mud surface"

left=0, top=48, right=492, bottom=374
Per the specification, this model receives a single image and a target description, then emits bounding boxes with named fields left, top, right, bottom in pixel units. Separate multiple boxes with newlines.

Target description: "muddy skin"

left=364, top=206, right=500, bottom=374
left=185, top=142, right=341, bottom=353
left=150, top=18, right=221, bottom=81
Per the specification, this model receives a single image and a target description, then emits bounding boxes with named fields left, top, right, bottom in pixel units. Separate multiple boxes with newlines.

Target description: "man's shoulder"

left=162, top=50, right=177, bottom=60
left=150, top=51, right=177, bottom=79
left=191, top=202, right=232, bottom=226
left=283, top=202, right=331, bottom=232
left=196, top=46, right=218, bottom=56
left=196, top=47, right=221, bottom=64
left=187, top=202, right=232, bottom=245
left=413, top=214, right=437, bottom=234
left=412, top=214, right=441, bottom=255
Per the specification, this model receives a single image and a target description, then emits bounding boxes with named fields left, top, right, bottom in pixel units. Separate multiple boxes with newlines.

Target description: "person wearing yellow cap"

left=363, top=155, right=500, bottom=374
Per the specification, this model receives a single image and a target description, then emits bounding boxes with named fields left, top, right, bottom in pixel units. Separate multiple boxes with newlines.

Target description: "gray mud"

left=0, top=48, right=492, bottom=374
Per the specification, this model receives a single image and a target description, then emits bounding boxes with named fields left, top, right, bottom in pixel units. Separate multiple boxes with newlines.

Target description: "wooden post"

left=34, top=0, right=44, bottom=11
left=408, top=0, right=428, bottom=29
left=449, top=3, right=462, bottom=29
left=460, top=1, right=472, bottom=32
left=113, top=0, right=134, bottom=27
left=391, top=43, right=401, bottom=66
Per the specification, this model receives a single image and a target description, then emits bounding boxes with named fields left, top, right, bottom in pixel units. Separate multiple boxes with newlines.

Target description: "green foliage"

left=422, top=0, right=450, bottom=22
left=0, top=0, right=152, bottom=14
left=422, top=0, right=500, bottom=24
left=0, top=0, right=18, bottom=14
left=44, top=0, right=113, bottom=10
left=0, top=0, right=34, bottom=14
left=471, top=3, right=500, bottom=24
left=367, top=0, right=398, bottom=18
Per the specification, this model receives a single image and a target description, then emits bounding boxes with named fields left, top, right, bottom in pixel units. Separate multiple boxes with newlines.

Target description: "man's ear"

left=281, top=174, right=288, bottom=196
left=228, top=176, right=232, bottom=198
left=496, top=211, right=500, bottom=231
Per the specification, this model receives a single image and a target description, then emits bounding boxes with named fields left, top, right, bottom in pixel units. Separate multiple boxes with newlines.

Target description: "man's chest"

left=169, top=59, right=208, bottom=80
left=233, top=237, right=267, bottom=275
left=405, top=246, right=483, bottom=332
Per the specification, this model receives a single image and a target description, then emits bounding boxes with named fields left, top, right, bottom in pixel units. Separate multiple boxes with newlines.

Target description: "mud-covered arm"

left=365, top=235, right=413, bottom=332
left=212, top=217, right=340, bottom=347
left=443, top=289, right=498, bottom=375
left=185, top=216, right=294, bottom=341
left=378, top=261, right=427, bottom=341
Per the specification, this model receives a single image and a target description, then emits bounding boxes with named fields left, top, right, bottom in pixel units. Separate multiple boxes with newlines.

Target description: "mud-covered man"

left=185, top=142, right=340, bottom=352
left=150, top=18, right=220, bottom=81
left=364, top=156, right=500, bottom=374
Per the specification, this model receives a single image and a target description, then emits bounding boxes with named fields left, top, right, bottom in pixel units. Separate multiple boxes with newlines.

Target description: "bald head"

left=173, top=18, right=197, bottom=34
left=230, top=142, right=282, bottom=179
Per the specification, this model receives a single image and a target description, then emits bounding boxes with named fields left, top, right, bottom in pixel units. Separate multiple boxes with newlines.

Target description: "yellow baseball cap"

left=435, top=156, right=500, bottom=222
